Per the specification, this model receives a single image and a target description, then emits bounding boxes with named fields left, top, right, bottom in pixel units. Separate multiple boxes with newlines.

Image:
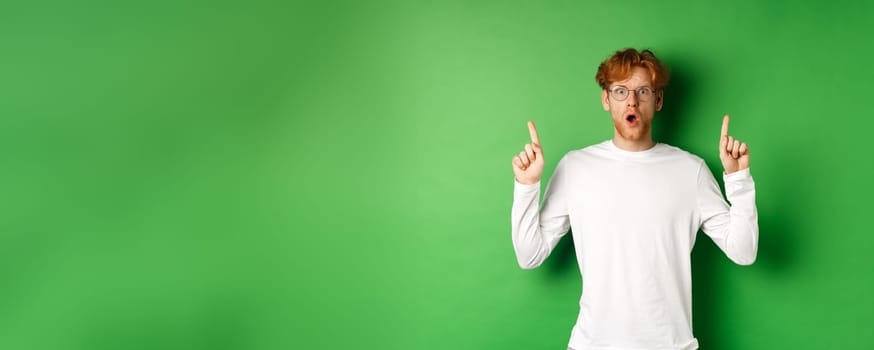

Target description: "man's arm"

left=698, top=115, right=758, bottom=265
left=697, top=164, right=758, bottom=265
left=510, top=121, right=570, bottom=269
left=511, top=159, right=571, bottom=269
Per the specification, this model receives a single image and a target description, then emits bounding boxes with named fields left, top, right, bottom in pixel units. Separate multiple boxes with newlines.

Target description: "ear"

left=655, top=90, right=664, bottom=111
left=601, top=89, right=610, bottom=111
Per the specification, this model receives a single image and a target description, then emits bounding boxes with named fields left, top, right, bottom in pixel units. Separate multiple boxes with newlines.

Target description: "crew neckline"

left=605, top=139, right=663, bottom=157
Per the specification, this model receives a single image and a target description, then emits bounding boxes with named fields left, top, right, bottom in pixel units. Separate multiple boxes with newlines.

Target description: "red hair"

left=595, top=48, right=670, bottom=90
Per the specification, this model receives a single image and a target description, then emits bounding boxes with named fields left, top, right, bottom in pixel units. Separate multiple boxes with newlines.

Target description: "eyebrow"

left=610, top=85, right=654, bottom=89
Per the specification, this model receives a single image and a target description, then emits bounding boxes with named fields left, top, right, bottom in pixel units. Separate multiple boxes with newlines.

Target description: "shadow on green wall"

left=664, top=56, right=729, bottom=349
left=661, top=55, right=724, bottom=349
left=666, top=55, right=798, bottom=349
left=542, top=230, right=576, bottom=277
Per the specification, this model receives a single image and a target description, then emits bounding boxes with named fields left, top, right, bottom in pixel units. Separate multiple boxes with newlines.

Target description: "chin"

left=620, top=131, right=644, bottom=141
left=615, top=125, right=650, bottom=141
left=613, top=124, right=643, bottom=138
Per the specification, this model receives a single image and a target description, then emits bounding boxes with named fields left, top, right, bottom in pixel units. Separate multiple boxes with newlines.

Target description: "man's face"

left=601, top=67, right=663, bottom=142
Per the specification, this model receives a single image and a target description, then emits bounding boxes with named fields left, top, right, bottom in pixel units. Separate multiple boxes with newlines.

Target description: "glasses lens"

left=636, top=88, right=652, bottom=102
left=611, top=87, right=628, bottom=101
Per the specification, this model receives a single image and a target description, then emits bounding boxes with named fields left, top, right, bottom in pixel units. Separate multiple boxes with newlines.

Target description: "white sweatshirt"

left=511, top=140, right=758, bottom=350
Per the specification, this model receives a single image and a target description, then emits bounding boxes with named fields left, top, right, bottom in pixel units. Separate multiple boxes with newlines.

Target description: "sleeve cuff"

left=723, top=167, right=752, bottom=182
left=514, top=178, right=541, bottom=191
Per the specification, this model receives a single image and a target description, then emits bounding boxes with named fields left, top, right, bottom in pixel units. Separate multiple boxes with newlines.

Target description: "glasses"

left=608, top=86, right=658, bottom=102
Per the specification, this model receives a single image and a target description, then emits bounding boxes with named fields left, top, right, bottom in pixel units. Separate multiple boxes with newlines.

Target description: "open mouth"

left=625, top=114, right=638, bottom=125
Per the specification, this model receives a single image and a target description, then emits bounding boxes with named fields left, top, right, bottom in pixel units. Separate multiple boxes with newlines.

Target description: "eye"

left=614, top=87, right=628, bottom=96
left=638, top=88, right=651, bottom=95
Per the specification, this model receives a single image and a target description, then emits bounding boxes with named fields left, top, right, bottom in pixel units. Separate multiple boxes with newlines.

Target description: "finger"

left=531, top=142, right=542, bottom=155
left=739, top=142, right=749, bottom=156
left=525, top=144, right=536, bottom=162
left=726, top=136, right=734, bottom=153
left=731, top=139, right=741, bottom=158
left=519, top=151, right=530, bottom=167
left=528, top=121, right=541, bottom=145
left=719, top=135, right=727, bottom=156
left=721, top=114, right=730, bottom=137
left=512, top=156, right=523, bottom=169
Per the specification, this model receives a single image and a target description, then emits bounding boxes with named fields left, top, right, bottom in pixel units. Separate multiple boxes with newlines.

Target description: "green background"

left=1, top=0, right=872, bottom=349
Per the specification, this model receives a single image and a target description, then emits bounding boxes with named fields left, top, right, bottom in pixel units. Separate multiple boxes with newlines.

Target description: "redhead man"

left=510, top=48, right=757, bottom=350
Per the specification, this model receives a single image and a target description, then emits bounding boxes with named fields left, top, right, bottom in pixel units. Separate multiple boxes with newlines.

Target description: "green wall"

left=1, top=0, right=872, bottom=349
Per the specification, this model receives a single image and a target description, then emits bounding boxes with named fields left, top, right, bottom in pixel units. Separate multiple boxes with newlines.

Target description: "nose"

left=626, top=90, right=639, bottom=107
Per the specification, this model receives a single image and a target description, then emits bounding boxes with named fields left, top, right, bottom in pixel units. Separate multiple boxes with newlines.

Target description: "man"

left=510, top=48, right=758, bottom=350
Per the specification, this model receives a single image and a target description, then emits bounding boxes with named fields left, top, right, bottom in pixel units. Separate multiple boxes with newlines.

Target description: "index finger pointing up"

left=528, top=120, right=540, bottom=145
left=721, top=114, right=730, bottom=137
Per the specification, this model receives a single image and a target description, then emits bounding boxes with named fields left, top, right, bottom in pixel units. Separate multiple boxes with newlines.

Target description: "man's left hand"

left=719, top=114, right=750, bottom=174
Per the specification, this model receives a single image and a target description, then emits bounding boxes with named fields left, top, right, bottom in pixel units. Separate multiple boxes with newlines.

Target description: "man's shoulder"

left=652, top=143, right=709, bottom=172
left=562, top=140, right=611, bottom=159
left=657, top=143, right=706, bottom=163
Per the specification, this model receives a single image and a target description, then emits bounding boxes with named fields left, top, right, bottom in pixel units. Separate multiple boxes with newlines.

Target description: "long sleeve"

left=697, top=163, right=759, bottom=265
left=510, top=156, right=571, bottom=269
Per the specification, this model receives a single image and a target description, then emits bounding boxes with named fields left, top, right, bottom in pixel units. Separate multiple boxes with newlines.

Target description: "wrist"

left=723, top=165, right=749, bottom=175
left=515, top=177, right=539, bottom=185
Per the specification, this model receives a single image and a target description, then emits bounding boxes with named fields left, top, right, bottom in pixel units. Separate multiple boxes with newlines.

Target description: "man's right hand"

left=512, top=121, right=545, bottom=185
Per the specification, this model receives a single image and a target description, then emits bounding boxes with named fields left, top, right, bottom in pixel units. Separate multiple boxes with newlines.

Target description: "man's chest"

left=564, top=162, right=698, bottom=228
